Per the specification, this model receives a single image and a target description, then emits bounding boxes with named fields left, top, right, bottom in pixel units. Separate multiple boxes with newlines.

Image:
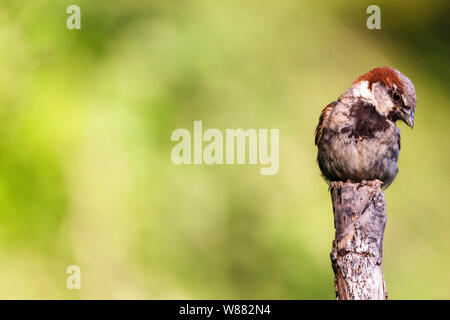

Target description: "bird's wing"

left=315, top=101, right=337, bottom=145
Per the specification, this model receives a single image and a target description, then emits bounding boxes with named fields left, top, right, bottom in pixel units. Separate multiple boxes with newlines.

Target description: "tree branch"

left=330, top=180, right=387, bottom=300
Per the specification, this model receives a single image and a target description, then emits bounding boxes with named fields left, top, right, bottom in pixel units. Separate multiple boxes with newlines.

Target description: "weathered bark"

left=330, top=180, right=387, bottom=300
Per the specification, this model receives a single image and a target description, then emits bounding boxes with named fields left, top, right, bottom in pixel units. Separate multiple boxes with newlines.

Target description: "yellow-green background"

left=0, top=0, right=448, bottom=299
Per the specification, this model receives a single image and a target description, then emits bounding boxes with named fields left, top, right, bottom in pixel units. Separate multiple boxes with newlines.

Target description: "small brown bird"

left=315, top=67, right=416, bottom=188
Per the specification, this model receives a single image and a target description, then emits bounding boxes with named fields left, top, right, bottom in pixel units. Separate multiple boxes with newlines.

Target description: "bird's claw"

left=329, top=181, right=344, bottom=191
left=360, top=179, right=383, bottom=203
left=359, top=179, right=383, bottom=190
left=329, top=180, right=355, bottom=191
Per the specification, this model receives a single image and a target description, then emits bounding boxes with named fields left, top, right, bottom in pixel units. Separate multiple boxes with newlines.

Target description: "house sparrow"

left=315, top=67, right=416, bottom=188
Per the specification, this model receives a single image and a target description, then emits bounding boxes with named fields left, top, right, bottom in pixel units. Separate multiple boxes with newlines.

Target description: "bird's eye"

left=393, top=92, right=401, bottom=101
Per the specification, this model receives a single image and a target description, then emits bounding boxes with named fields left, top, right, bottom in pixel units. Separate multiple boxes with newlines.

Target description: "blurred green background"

left=0, top=0, right=448, bottom=299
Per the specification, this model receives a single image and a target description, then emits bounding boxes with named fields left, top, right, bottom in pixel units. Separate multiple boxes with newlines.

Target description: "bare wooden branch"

left=330, top=180, right=387, bottom=300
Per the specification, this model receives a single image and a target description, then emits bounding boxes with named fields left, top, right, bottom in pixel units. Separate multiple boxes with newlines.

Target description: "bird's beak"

left=398, top=107, right=415, bottom=128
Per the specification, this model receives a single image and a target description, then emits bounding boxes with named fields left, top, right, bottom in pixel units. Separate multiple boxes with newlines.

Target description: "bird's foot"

left=360, top=179, right=383, bottom=203
left=359, top=179, right=383, bottom=190
left=329, top=180, right=354, bottom=191
left=329, top=181, right=344, bottom=191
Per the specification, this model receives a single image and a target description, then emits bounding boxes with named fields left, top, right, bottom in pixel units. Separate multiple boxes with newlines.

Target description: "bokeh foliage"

left=0, top=0, right=448, bottom=299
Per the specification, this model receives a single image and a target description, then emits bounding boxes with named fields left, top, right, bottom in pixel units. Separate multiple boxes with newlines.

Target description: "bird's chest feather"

left=332, top=102, right=399, bottom=164
left=318, top=100, right=400, bottom=184
left=346, top=100, right=391, bottom=139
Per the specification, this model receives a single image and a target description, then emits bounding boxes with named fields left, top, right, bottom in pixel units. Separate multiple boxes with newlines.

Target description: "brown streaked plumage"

left=315, top=101, right=337, bottom=145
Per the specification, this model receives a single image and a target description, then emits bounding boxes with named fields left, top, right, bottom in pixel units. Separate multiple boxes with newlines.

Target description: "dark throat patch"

left=346, top=100, right=390, bottom=139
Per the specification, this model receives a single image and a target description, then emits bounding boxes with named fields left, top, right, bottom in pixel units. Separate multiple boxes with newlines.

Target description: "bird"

left=315, top=67, right=416, bottom=189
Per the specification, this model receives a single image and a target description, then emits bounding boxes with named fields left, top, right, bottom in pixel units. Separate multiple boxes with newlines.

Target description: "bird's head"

left=351, top=67, right=417, bottom=128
